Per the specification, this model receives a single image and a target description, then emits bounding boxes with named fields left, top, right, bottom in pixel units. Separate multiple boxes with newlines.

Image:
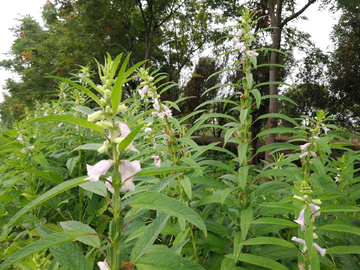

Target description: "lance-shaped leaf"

left=28, top=115, right=105, bottom=135
left=129, top=192, right=207, bottom=236
left=36, top=224, right=92, bottom=270
left=0, top=230, right=91, bottom=270
left=60, top=221, right=101, bottom=248
left=136, top=251, right=205, bottom=270
left=46, top=76, right=103, bottom=108
left=237, top=253, right=289, bottom=270
left=130, top=213, right=170, bottom=263
left=4, top=177, right=87, bottom=230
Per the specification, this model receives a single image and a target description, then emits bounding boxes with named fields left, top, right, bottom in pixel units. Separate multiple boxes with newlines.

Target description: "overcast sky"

left=0, top=1, right=341, bottom=102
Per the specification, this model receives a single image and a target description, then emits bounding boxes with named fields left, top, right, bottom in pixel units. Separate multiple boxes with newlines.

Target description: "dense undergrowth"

left=0, top=10, right=359, bottom=270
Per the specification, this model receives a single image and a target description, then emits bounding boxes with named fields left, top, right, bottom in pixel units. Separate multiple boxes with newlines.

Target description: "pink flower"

left=118, top=122, right=139, bottom=153
left=138, top=85, right=148, bottom=99
left=85, top=160, right=114, bottom=181
left=119, top=160, right=141, bottom=192
left=237, top=29, right=243, bottom=36
left=152, top=155, right=161, bottom=167
left=17, top=134, right=24, bottom=143
left=153, top=98, right=160, bottom=111
left=300, top=143, right=311, bottom=151
left=291, top=237, right=326, bottom=257
left=105, top=176, right=114, bottom=193
left=246, top=50, right=259, bottom=57
left=294, top=204, right=321, bottom=230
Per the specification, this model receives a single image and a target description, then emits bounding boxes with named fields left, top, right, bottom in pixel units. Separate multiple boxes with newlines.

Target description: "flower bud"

left=97, top=141, right=110, bottom=153
left=312, top=199, right=322, bottom=205
left=88, top=111, right=103, bottom=122
left=113, top=137, right=124, bottom=144
left=104, top=89, right=111, bottom=101
left=293, top=195, right=305, bottom=202
left=117, top=104, right=127, bottom=113
left=96, top=120, right=112, bottom=129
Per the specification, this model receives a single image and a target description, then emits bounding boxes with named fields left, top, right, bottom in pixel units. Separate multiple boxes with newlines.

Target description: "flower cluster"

left=234, top=28, right=258, bottom=57
left=85, top=159, right=141, bottom=193
left=138, top=67, right=172, bottom=119
left=292, top=203, right=326, bottom=260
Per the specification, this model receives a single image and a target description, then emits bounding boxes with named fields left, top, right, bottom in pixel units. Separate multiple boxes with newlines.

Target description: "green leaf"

left=135, top=166, right=199, bottom=176
left=256, top=142, right=298, bottom=153
left=240, top=209, right=253, bottom=242
left=319, top=205, right=360, bottom=213
left=256, top=182, right=291, bottom=196
left=46, top=76, right=103, bottom=108
left=22, top=169, right=62, bottom=185
left=80, top=181, right=108, bottom=197
left=180, top=177, right=192, bottom=200
left=199, top=160, right=235, bottom=174
left=60, top=221, right=101, bottom=248
left=70, top=143, right=103, bottom=152
left=243, top=237, right=296, bottom=249
left=136, top=251, right=206, bottom=270
left=0, top=230, right=91, bottom=270
left=257, top=113, right=299, bottom=127
left=66, top=156, right=80, bottom=176
left=221, top=187, right=238, bottom=205
left=196, top=194, right=238, bottom=208
left=129, top=192, right=207, bottom=236
left=237, top=253, right=289, bottom=270
left=130, top=213, right=170, bottom=262
left=251, top=89, right=261, bottom=109
left=36, top=224, right=91, bottom=270
left=117, top=124, right=144, bottom=153
left=261, top=94, right=297, bottom=106
left=72, top=106, right=95, bottom=115
left=256, top=127, right=305, bottom=138
left=28, top=115, right=105, bottom=135
left=326, top=246, right=360, bottom=254
left=251, top=218, right=301, bottom=228
left=239, top=166, right=249, bottom=191
left=317, top=224, right=360, bottom=236
left=4, top=177, right=87, bottom=230
left=237, top=143, right=248, bottom=165
left=190, top=177, right=227, bottom=190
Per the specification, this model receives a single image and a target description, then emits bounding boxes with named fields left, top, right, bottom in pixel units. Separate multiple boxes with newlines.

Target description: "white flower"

left=118, top=122, right=139, bottom=153
left=145, top=128, right=152, bottom=132
left=234, top=43, right=246, bottom=53
left=85, top=160, right=114, bottom=181
left=291, top=237, right=326, bottom=257
left=246, top=50, right=259, bottom=57
left=105, top=176, right=114, bottom=194
left=17, top=134, right=24, bottom=143
left=294, top=204, right=321, bottom=231
left=237, top=29, right=243, bottom=36
left=138, top=85, right=148, bottom=99
left=28, top=146, right=34, bottom=151
left=152, top=155, right=161, bottom=167
left=334, top=174, right=341, bottom=183
left=300, top=143, right=311, bottom=151
left=97, top=261, right=110, bottom=270
left=322, top=124, right=330, bottom=135
left=119, top=160, right=141, bottom=192
left=153, top=98, right=160, bottom=111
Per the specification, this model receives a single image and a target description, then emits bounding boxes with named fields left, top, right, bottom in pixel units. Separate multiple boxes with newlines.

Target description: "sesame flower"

left=246, top=50, right=259, bottom=57
left=118, top=122, right=139, bottom=153
left=85, top=160, right=114, bottom=181
left=294, top=204, right=321, bottom=231
left=97, top=261, right=110, bottom=270
left=291, top=237, right=326, bottom=257
left=119, top=160, right=141, bottom=192
left=138, top=85, right=148, bottom=99
left=152, top=155, right=161, bottom=167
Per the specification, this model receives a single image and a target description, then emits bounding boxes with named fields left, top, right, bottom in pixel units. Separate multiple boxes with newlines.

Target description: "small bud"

left=104, top=89, right=111, bottom=101
left=117, top=104, right=127, bottom=113
left=312, top=199, right=322, bottom=205
left=293, top=195, right=305, bottom=202
left=97, top=141, right=110, bottom=153
left=88, top=111, right=103, bottom=122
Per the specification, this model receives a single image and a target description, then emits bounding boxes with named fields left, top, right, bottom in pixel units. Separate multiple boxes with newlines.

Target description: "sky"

left=0, top=1, right=341, bottom=102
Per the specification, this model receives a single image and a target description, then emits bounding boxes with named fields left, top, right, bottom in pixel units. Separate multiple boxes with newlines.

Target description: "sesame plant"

left=1, top=8, right=360, bottom=270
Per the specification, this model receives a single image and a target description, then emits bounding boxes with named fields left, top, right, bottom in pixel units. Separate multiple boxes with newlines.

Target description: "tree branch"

left=280, top=0, right=316, bottom=29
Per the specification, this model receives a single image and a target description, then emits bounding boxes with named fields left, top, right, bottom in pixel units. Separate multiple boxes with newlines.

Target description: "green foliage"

left=0, top=8, right=359, bottom=270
